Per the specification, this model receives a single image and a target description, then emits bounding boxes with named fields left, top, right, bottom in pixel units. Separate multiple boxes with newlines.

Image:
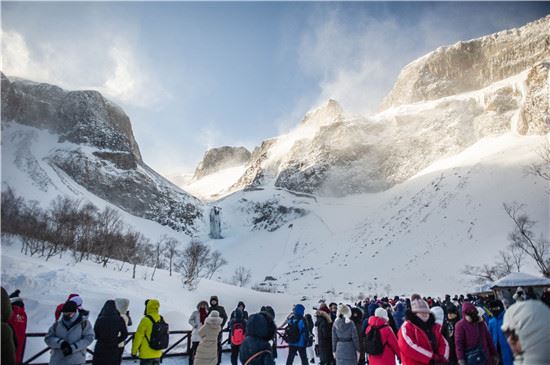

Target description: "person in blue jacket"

left=393, top=301, right=406, bottom=331
left=488, top=300, right=513, bottom=365
left=286, top=304, right=309, bottom=365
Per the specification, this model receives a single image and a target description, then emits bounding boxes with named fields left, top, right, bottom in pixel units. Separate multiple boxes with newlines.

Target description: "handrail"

left=23, top=327, right=289, bottom=365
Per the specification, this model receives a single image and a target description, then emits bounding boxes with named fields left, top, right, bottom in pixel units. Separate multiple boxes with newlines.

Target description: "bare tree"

left=205, top=250, right=227, bottom=279
left=232, top=266, right=251, bottom=287
left=177, top=239, right=211, bottom=289
left=151, top=237, right=166, bottom=281
left=527, top=142, right=550, bottom=187
left=162, top=236, right=180, bottom=277
left=462, top=264, right=503, bottom=285
left=504, top=203, right=550, bottom=277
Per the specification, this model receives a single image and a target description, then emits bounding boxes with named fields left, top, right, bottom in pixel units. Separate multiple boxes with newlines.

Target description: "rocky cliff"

left=193, top=146, right=251, bottom=180
left=1, top=74, right=203, bottom=234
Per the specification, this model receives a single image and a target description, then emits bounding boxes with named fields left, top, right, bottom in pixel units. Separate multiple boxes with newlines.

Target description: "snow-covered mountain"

left=1, top=73, right=203, bottom=234
left=189, top=15, right=549, bottom=197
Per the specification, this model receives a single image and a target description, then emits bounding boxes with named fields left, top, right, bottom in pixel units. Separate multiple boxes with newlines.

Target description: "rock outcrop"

left=193, top=146, right=251, bottom=180
left=379, top=15, right=550, bottom=110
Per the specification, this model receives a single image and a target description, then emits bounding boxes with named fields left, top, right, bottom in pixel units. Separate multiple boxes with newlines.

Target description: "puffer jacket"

left=92, top=300, right=128, bottom=365
left=44, top=312, right=95, bottom=365
left=454, top=302, right=496, bottom=365
left=240, top=312, right=276, bottom=365
left=332, top=317, right=359, bottom=365
left=502, top=300, right=550, bottom=365
left=366, top=316, right=400, bottom=365
left=131, top=299, right=163, bottom=359
left=195, top=315, right=223, bottom=365
left=397, top=312, right=449, bottom=365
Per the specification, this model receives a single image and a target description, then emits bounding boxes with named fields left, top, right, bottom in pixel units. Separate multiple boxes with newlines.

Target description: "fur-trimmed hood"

left=405, top=309, right=435, bottom=328
left=316, top=310, right=332, bottom=323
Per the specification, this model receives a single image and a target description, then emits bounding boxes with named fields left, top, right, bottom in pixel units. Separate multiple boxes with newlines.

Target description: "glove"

left=458, top=360, right=466, bottom=365
left=131, top=353, right=138, bottom=359
left=60, top=341, right=73, bottom=356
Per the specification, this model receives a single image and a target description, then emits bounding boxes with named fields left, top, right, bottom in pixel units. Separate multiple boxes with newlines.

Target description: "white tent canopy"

left=490, top=272, right=550, bottom=289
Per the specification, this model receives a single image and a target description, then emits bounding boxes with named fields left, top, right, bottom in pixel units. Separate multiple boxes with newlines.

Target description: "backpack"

left=365, top=325, right=386, bottom=355
left=283, top=319, right=302, bottom=344
left=145, top=315, right=169, bottom=350
left=231, top=321, right=245, bottom=346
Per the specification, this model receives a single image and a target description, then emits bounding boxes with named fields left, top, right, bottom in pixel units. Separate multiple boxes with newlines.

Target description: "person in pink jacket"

left=365, top=308, right=400, bottom=365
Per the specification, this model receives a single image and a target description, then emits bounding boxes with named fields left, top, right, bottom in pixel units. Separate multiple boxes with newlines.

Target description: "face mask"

left=416, top=313, right=430, bottom=322
left=63, top=313, right=74, bottom=321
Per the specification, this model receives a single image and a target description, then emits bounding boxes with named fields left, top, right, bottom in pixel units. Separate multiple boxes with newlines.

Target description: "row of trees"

left=464, top=143, right=550, bottom=283
left=1, top=188, right=229, bottom=286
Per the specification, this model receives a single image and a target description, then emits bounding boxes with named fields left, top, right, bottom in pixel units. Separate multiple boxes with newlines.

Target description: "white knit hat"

left=374, top=307, right=388, bottom=321
left=337, top=304, right=351, bottom=319
left=210, top=310, right=220, bottom=318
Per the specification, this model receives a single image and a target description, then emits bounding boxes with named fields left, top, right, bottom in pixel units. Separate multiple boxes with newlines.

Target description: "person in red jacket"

left=454, top=302, right=497, bottom=365
left=365, top=307, right=400, bottom=365
left=397, top=298, right=449, bottom=365
left=8, top=290, right=27, bottom=365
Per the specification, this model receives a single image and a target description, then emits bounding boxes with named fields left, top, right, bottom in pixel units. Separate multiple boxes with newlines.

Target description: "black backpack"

left=283, top=318, right=302, bottom=343
left=145, top=315, right=169, bottom=350
left=365, top=325, right=386, bottom=355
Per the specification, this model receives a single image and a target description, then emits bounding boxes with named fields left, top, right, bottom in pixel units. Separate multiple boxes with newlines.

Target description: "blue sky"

left=2, top=2, right=549, bottom=177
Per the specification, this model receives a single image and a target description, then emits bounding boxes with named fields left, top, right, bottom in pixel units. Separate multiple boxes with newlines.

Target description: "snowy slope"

left=203, top=133, right=549, bottom=298
left=184, top=165, right=247, bottom=201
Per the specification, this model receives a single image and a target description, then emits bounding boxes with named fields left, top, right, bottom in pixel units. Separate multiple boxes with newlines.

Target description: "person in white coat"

left=189, top=301, right=209, bottom=365
left=501, top=299, right=550, bottom=365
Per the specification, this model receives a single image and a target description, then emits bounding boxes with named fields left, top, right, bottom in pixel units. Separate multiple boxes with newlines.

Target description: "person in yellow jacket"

left=132, top=299, right=163, bottom=365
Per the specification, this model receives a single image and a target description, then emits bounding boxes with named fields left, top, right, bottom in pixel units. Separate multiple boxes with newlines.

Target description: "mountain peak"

left=300, top=98, right=344, bottom=127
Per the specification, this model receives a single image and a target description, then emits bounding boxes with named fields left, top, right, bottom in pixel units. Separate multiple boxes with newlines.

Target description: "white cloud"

left=1, top=30, right=169, bottom=109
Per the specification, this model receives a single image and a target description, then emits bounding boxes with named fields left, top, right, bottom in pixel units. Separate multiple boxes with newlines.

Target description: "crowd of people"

left=1, top=286, right=550, bottom=365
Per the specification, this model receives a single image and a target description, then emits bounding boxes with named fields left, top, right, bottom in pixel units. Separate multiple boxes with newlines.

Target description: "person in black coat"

left=315, top=304, right=334, bottom=365
left=240, top=312, right=276, bottom=365
left=260, top=306, right=278, bottom=359
left=209, top=295, right=228, bottom=365
left=92, top=300, right=128, bottom=365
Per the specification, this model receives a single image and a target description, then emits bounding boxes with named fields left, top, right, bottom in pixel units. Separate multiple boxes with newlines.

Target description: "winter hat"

left=70, top=295, right=83, bottom=308
left=294, top=304, right=305, bottom=317
left=209, top=310, right=220, bottom=318
left=430, top=306, right=444, bottom=325
left=411, top=299, right=430, bottom=314
left=374, top=307, right=388, bottom=322
left=9, top=290, right=24, bottom=308
left=502, top=300, right=550, bottom=362
left=337, top=304, right=351, bottom=319
left=446, top=303, right=458, bottom=315
left=62, top=301, right=78, bottom=313
left=411, top=293, right=422, bottom=301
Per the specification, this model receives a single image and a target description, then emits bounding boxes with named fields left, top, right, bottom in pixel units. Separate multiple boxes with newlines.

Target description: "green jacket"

left=132, top=299, right=163, bottom=359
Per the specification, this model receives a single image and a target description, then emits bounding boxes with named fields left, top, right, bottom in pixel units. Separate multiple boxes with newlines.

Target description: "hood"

left=247, top=312, right=276, bottom=340
left=1, top=287, right=12, bottom=322
left=316, top=310, right=332, bottom=323
left=238, top=301, right=246, bottom=309
left=114, top=298, right=130, bottom=314
left=205, top=315, right=223, bottom=326
left=351, top=307, right=363, bottom=324
left=99, top=300, right=119, bottom=317
left=233, top=308, right=244, bottom=322
left=502, top=300, right=550, bottom=360
left=462, top=302, right=476, bottom=317
left=368, top=315, right=387, bottom=327
left=294, top=304, right=305, bottom=317
left=197, top=300, right=209, bottom=310
left=210, top=296, right=219, bottom=306
left=146, top=299, right=160, bottom=316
